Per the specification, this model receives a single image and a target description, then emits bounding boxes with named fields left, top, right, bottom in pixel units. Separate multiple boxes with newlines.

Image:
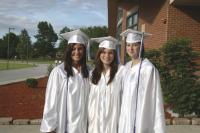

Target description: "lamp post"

left=6, top=27, right=15, bottom=69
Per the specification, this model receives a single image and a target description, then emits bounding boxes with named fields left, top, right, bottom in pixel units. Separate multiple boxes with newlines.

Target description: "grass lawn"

left=29, top=59, right=54, bottom=64
left=0, top=62, right=35, bottom=70
left=0, top=59, right=54, bottom=64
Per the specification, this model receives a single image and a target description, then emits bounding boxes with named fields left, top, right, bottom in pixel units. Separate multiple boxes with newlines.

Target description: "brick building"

left=108, top=0, right=200, bottom=64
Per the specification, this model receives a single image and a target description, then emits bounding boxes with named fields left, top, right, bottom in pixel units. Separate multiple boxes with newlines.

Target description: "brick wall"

left=108, top=0, right=118, bottom=37
left=139, top=0, right=168, bottom=49
left=167, top=5, right=200, bottom=51
left=108, top=0, right=200, bottom=53
left=167, top=4, right=200, bottom=65
left=0, top=77, right=47, bottom=119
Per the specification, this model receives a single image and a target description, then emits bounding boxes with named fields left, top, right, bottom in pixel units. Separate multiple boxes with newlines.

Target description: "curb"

left=13, top=119, right=30, bottom=125
left=192, top=118, right=200, bottom=125
left=0, top=75, right=46, bottom=86
left=1, top=117, right=200, bottom=125
left=0, top=118, right=41, bottom=125
left=172, top=118, right=191, bottom=125
left=0, top=117, right=13, bottom=125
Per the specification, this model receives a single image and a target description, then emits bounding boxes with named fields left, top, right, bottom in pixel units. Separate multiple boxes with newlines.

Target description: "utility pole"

left=6, top=27, right=15, bottom=69
left=26, top=40, right=29, bottom=64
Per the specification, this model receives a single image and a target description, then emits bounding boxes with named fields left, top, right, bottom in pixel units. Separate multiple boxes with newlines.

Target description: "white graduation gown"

left=118, top=58, right=166, bottom=133
left=88, top=66, right=125, bottom=133
left=40, top=63, right=90, bottom=133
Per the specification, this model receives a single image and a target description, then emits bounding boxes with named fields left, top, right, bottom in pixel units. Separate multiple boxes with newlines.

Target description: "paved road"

left=0, top=64, right=49, bottom=85
left=0, top=125, right=200, bottom=133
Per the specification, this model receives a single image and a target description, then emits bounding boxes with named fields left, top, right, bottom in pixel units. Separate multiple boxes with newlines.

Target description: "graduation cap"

left=60, top=29, right=89, bottom=46
left=120, top=29, right=151, bottom=44
left=120, top=29, right=151, bottom=58
left=90, top=36, right=118, bottom=50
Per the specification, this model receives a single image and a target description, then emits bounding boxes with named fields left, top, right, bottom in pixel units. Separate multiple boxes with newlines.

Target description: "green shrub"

left=161, top=38, right=200, bottom=116
left=144, top=38, right=200, bottom=117
left=26, top=78, right=38, bottom=88
left=144, top=49, right=162, bottom=70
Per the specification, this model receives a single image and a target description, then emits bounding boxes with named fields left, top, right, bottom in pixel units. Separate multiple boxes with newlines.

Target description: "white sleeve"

left=154, top=69, right=166, bottom=133
left=119, top=65, right=127, bottom=93
left=40, top=67, right=62, bottom=132
left=117, top=65, right=126, bottom=113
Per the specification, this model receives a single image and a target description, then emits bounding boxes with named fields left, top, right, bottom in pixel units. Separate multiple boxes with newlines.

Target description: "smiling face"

left=126, top=42, right=140, bottom=59
left=99, top=48, right=115, bottom=66
left=71, top=43, right=84, bottom=64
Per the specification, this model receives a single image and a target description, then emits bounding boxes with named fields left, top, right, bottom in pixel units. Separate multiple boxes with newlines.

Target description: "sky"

left=0, top=0, right=108, bottom=42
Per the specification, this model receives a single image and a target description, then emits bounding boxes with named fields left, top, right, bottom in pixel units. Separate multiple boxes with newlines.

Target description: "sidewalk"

left=167, top=125, right=200, bottom=133
left=0, top=125, right=200, bottom=133
left=0, top=125, right=40, bottom=133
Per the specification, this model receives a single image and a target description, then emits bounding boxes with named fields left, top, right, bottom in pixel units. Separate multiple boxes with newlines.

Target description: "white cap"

left=60, top=29, right=89, bottom=45
left=120, top=29, right=151, bottom=44
left=91, top=36, right=118, bottom=50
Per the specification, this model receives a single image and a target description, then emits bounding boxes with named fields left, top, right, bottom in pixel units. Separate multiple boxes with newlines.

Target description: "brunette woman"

left=88, top=36, right=124, bottom=133
left=40, top=30, right=90, bottom=133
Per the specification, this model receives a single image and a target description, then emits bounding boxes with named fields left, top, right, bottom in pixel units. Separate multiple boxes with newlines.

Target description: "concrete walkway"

left=0, top=125, right=200, bottom=133
left=167, top=125, right=200, bottom=133
left=0, top=64, right=48, bottom=85
left=0, top=125, right=41, bottom=133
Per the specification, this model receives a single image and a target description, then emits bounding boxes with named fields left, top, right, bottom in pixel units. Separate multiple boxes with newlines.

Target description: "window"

left=127, top=12, right=138, bottom=30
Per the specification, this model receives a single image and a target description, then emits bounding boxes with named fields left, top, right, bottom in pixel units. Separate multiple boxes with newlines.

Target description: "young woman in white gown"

left=118, top=29, right=166, bottom=133
left=88, top=36, right=124, bottom=133
left=40, top=30, right=90, bottom=133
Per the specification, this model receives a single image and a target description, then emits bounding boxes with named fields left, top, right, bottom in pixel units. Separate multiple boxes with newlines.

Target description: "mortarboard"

left=90, top=36, right=118, bottom=50
left=120, top=29, right=151, bottom=44
left=60, top=29, right=89, bottom=46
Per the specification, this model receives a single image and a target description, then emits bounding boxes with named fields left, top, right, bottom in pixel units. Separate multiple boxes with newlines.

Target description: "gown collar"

left=102, top=68, right=110, bottom=78
left=72, top=66, right=81, bottom=74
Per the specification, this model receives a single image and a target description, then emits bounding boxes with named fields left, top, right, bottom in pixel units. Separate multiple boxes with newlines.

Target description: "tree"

left=161, top=38, right=200, bottom=116
left=80, top=26, right=108, bottom=38
left=0, top=38, right=7, bottom=58
left=60, top=26, right=71, bottom=34
left=16, top=29, right=31, bottom=62
left=1, top=32, right=19, bottom=59
left=58, top=26, right=71, bottom=53
left=34, top=21, right=58, bottom=58
left=81, top=26, right=108, bottom=59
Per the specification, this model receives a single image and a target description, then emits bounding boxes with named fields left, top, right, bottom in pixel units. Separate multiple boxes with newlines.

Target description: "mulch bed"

left=0, top=77, right=48, bottom=119
left=0, top=76, right=172, bottom=119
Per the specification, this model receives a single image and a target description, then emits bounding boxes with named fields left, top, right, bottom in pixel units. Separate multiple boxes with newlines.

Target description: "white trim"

left=170, top=0, right=200, bottom=5
left=127, top=6, right=139, bottom=18
left=170, top=0, right=175, bottom=4
left=117, top=18, right=123, bottom=27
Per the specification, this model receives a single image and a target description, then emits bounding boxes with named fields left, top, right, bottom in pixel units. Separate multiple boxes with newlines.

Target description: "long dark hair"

left=64, top=43, right=89, bottom=78
left=91, top=48, right=118, bottom=85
